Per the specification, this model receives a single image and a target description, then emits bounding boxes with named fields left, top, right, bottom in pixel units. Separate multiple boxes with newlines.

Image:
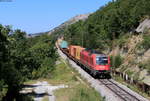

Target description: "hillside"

left=27, top=14, right=90, bottom=38
left=51, top=0, right=150, bottom=92
left=110, top=33, right=150, bottom=85
left=48, top=13, right=90, bottom=35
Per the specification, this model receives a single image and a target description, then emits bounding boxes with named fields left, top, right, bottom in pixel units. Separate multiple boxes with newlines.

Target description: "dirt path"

left=21, top=81, right=68, bottom=101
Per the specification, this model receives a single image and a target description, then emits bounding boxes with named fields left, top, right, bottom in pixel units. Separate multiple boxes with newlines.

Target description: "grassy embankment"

left=25, top=58, right=104, bottom=101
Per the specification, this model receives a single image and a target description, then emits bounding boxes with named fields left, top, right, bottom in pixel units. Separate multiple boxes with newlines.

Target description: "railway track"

left=58, top=45, right=148, bottom=101
left=99, top=79, right=141, bottom=101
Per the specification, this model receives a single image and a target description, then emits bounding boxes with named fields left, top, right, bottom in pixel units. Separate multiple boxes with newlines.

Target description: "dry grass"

left=52, top=59, right=103, bottom=101
left=24, top=58, right=103, bottom=101
left=42, top=96, right=49, bottom=101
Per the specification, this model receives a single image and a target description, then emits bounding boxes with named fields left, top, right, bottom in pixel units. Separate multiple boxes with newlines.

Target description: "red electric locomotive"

left=58, top=39, right=111, bottom=78
left=80, top=49, right=111, bottom=78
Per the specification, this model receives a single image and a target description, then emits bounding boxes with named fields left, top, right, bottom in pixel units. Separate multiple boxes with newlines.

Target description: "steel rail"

left=99, top=79, right=141, bottom=101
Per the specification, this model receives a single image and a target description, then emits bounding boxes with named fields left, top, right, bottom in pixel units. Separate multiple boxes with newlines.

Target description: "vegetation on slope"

left=52, top=0, right=150, bottom=85
left=55, top=0, right=150, bottom=49
left=52, top=59, right=103, bottom=101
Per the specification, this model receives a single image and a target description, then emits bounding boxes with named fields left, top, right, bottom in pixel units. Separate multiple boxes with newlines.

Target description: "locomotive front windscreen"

left=96, top=56, right=108, bottom=65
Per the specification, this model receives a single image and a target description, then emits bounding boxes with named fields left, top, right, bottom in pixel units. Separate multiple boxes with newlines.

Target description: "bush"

left=29, top=40, right=57, bottom=79
left=142, top=35, right=150, bottom=50
left=138, top=60, right=150, bottom=74
left=110, top=55, right=123, bottom=68
left=117, top=34, right=130, bottom=48
left=138, top=35, right=150, bottom=51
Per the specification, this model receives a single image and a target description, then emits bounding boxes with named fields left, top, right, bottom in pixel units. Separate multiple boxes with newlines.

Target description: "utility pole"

left=82, top=30, right=83, bottom=47
left=112, top=32, right=115, bottom=70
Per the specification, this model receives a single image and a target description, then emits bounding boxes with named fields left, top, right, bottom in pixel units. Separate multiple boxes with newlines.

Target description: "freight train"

left=57, top=39, right=111, bottom=79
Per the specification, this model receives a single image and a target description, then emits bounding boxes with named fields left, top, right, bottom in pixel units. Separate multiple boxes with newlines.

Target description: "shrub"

left=138, top=35, right=150, bottom=51
left=138, top=60, right=150, bottom=74
left=142, top=35, right=150, bottom=50
left=117, top=34, right=130, bottom=48
left=110, top=55, right=123, bottom=68
left=126, top=70, right=134, bottom=76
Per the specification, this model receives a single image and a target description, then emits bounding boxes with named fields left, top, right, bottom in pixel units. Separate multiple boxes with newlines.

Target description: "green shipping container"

left=60, top=41, right=68, bottom=48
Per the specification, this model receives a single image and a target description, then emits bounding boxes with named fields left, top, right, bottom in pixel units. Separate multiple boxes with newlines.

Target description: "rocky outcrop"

left=136, top=19, right=150, bottom=33
left=110, top=34, right=150, bottom=86
left=48, top=13, right=90, bottom=35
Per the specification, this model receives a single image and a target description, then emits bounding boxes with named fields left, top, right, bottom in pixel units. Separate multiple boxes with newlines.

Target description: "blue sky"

left=0, top=0, right=112, bottom=34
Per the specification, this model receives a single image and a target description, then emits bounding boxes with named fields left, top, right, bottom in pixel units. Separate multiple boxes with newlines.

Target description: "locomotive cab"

left=95, top=55, right=111, bottom=76
left=96, top=56, right=108, bottom=65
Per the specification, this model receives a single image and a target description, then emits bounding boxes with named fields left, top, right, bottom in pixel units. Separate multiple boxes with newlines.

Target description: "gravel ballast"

left=57, top=48, right=149, bottom=101
left=57, top=48, right=121, bottom=101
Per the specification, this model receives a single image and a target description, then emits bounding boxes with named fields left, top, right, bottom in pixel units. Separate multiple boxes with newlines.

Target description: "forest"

left=0, top=25, right=58, bottom=101
left=55, top=0, right=150, bottom=50
left=1, top=0, right=150, bottom=100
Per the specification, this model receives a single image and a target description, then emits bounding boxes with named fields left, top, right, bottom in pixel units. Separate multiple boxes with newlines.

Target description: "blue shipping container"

left=60, top=41, right=68, bottom=48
